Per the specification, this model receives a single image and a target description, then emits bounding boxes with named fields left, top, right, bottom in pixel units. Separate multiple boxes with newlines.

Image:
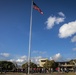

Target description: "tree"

left=0, top=61, right=16, bottom=72
left=22, top=62, right=28, bottom=69
left=69, top=59, right=76, bottom=65
left=22, top=62, right=37, bottom=69
left=43, top=60, right=58, bottom=69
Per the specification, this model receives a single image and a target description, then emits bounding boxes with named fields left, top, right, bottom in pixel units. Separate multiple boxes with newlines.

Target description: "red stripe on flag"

left=33, top=2, right=43, bottom=14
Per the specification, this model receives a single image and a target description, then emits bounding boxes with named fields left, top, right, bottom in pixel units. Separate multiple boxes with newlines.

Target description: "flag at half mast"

left=33, top=2, right=43, bottom=14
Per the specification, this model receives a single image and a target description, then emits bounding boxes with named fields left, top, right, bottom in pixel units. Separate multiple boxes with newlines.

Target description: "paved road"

left=1, top=72, right=76, bottom=75
left=0, top=73, right=66, bottom=75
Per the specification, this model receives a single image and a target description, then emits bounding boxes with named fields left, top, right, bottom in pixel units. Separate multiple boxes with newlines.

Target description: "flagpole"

left=28, top=0, right=33, bottom=74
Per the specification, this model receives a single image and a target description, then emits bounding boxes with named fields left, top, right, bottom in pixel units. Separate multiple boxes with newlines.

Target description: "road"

left=0, top=72, right=75, bottom=75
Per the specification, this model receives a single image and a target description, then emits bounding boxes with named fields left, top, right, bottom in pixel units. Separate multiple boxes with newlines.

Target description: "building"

left=57, top=61, right=74, bottom=71
left=39, top=58, right=48, bottom=67
left=39, top=58, right=75, bottom=72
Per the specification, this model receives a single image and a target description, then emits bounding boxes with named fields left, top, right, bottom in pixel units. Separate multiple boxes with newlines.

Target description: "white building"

left=39, top=58, right=48, bottom=67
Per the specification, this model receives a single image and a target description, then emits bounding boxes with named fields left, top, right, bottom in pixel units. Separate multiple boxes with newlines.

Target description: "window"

left=41, top=60, right=46, bottom=62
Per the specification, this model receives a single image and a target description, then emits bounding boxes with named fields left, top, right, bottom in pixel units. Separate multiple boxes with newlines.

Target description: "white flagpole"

left=28, top=0, right=33, bottom=74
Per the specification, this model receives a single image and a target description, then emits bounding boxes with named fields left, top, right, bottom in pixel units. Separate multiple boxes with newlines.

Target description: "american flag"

left=33, top=2, right=43, bottom=14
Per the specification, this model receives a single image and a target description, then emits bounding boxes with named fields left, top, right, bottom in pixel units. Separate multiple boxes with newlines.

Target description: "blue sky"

left=0, top=0, right=76, bottom=65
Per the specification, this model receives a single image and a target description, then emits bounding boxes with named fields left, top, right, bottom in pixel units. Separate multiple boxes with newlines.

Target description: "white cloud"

left=9, top=55, right=27, bottom=65
left=50, top=53, right=64, bottom=61
left=45, top=14, right=65, bottom=29
left=71, top=35, right=76, bottom=42
left=55, top=17, right=64, bottom=24
left=32, top=50, right=46, bottom=55
left=16, top=55, right=27, bottom=63
left=45, top=16, right=56, bottom=29
left=16, top=59, right=24, bottom=63
left=39, top=51, right=46, bottom=54
left=59, top=21, right=76, bottom=38
left=31, top=56, right=42, bottom=64
left=9, top=55, right=42, bottom=65
left=0, top=53, right=10, bottom=57
left=58, top=12, right=65, bottom=17
left=9, top=59, right=15, bottom=62
left=73, top=48, right=76, bottom=51
left=32, top=51, right=38, bottom=54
